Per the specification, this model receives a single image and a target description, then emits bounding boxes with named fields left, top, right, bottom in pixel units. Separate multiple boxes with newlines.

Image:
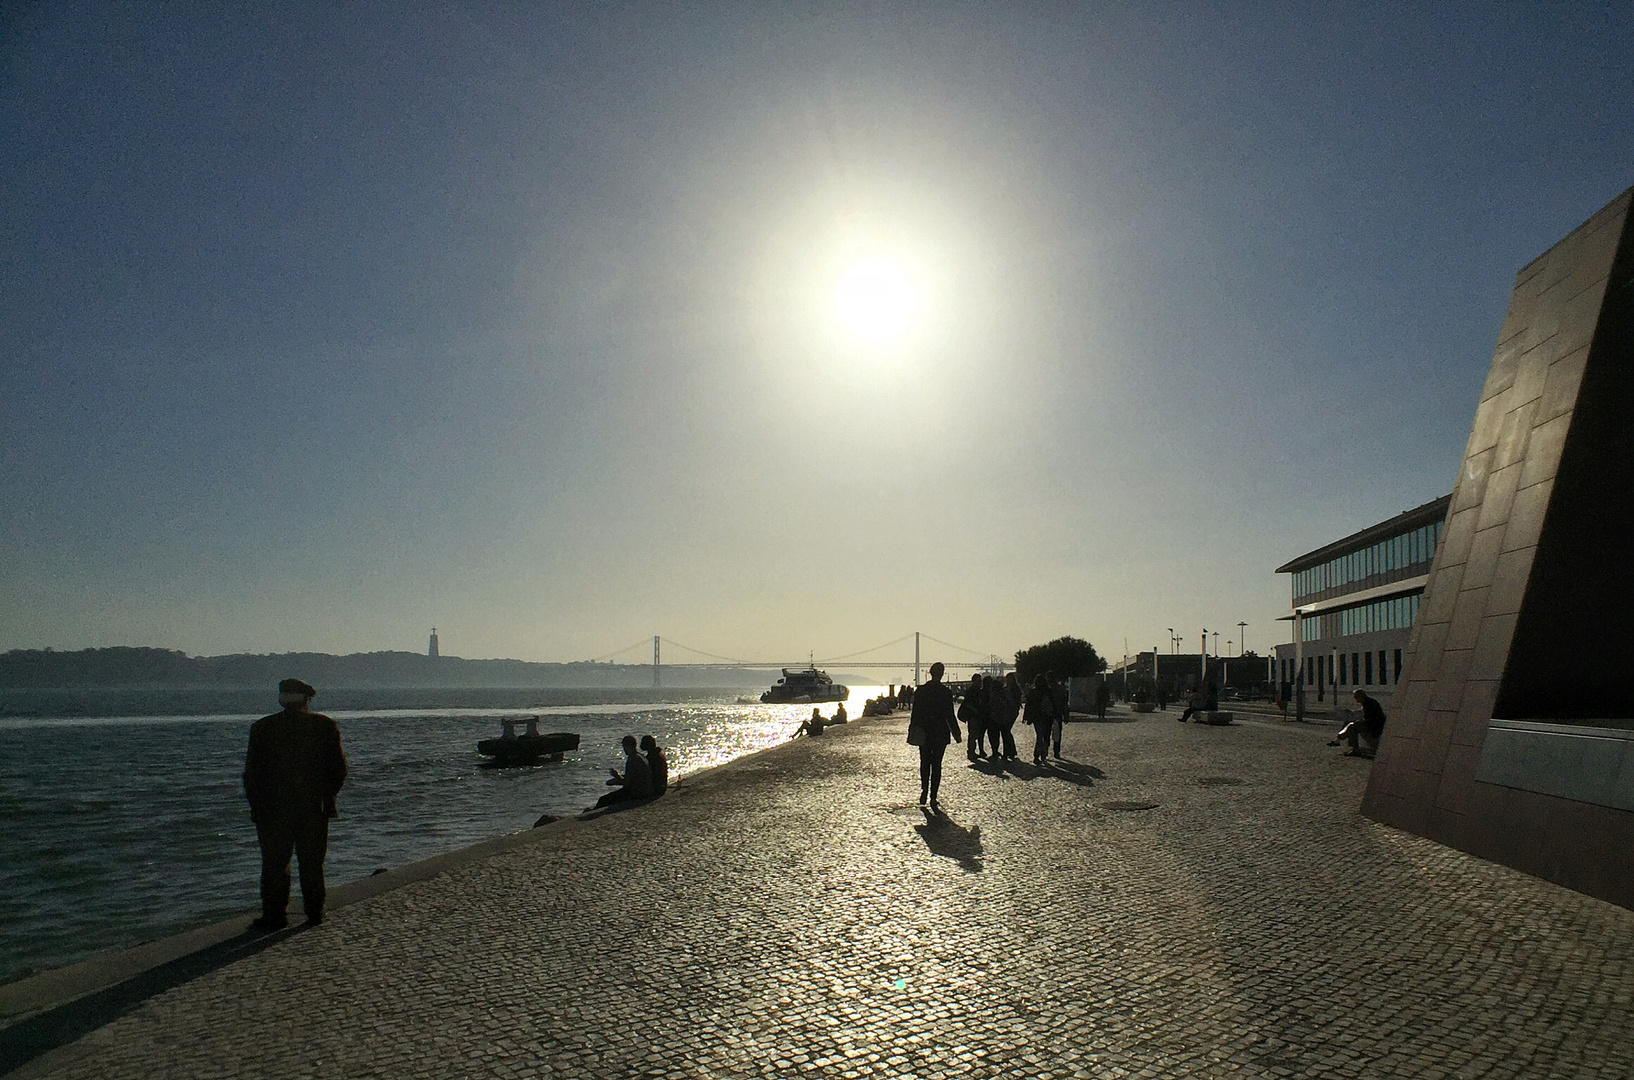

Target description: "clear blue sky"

left=3, top=2, right=1631, bottom=666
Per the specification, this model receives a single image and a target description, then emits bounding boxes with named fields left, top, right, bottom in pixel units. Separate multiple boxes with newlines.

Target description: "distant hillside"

left=0, top=647, right=781, bottom=689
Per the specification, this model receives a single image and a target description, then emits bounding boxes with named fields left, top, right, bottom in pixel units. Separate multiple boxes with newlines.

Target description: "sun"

left=832, top=253, right=920, bottom=346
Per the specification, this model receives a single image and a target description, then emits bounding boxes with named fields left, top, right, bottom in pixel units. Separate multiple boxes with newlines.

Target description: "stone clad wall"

left=1362, top=186, right=1634, bottom=910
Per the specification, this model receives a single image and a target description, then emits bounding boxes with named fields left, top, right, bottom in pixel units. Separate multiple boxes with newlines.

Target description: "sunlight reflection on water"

left=0, top=685, right=889, bottom=983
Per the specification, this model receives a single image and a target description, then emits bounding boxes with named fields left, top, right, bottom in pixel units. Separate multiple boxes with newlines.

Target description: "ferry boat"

left=760, top=667, right=850, bottom=704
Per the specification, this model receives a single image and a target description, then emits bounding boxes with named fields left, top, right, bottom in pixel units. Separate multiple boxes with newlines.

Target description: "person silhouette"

left=907, top=662, right=961, bottom=805
left=641, top=735, right=669, bottom=795
left=594, top=735, right=653, bottom=808
left=795, top=708, right=826, bottom=738
left=1026, top=674, right=1056, bottom=764
left=961, top=673, right=988, bottom=761
left=243, top=678, right=348, bottom=929
left=1329, top=689, right=1387, bottom=757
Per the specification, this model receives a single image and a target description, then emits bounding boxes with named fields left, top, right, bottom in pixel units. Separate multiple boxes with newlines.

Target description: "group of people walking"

left=905, top=664, right=1073, bottom=805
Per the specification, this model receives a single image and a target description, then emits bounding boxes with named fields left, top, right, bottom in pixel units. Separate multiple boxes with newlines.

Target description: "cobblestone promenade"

left=13, top=711, right=1634, bottom=1079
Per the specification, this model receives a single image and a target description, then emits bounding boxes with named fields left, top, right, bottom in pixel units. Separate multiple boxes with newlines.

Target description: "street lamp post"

left=1293, top=608, right=1306, bottom=723
left=1238, top=621, right=1248, bottom=656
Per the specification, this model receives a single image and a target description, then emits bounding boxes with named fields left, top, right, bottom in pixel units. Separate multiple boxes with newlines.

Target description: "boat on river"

left=477, top=717, right=580, bottom=767
left=760, top=667, right=849, bottom=704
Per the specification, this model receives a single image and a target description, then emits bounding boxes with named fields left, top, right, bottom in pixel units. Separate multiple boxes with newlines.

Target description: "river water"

left=0, top=685, right=887, bottom=983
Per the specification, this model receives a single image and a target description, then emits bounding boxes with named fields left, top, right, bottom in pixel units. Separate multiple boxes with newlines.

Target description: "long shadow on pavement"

left=969, top=758, right=1104, bottom=786
left=914, top=808, right=983, bottom=872
left=0, top=926, right=297, bottom=1075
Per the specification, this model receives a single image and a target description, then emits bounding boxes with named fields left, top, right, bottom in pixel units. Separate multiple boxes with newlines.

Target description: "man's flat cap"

left=278, top=678, right=316, bottom=697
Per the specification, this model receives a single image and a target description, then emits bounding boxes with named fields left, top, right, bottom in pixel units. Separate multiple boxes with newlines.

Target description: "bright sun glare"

left=833, top=253, right=919, bottom=346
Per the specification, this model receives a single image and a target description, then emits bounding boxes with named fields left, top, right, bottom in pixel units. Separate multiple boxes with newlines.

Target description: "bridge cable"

left=586, top=638, right=655, bottom=664
left=811, top=632, right=920, bottom=665
left=658, top=638, right=754, bottom=665
left=917, top=632, right=1000, bottom=659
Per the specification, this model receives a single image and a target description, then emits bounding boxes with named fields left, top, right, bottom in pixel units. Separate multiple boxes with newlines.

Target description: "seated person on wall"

left=831, top=701, right=847, bottom=724
left=594, top=735, right=654, bottom=808
left=794, top=708, right=826, bottom=738
left=641, top=735, right=668, bottom=796
left=1329, top=689, right=1387, bottom=757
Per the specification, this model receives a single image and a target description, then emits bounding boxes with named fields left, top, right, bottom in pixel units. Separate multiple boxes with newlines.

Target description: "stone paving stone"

left=14, top=712, right=1634, bottom=1079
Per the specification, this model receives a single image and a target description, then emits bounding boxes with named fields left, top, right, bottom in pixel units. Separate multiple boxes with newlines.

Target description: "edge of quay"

left=0, top=710, right=906, bottom=1031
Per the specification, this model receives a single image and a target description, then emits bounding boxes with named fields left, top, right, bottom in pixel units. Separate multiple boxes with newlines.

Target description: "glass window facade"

left=1301, top=593, right=1422, bottom=643
left=1338, top=593, right=1422, bottom=637
left=1291, top=519, right=1443, bottom=604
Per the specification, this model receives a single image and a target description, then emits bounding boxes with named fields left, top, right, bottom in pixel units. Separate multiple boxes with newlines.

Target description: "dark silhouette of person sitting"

left=641, top=735, right=668, bottom=795
left=594, top=735, right=653, bottom=808
left=795, top=708, right=826, bottom=738
left=1330, top=689, right=1387, bottom=757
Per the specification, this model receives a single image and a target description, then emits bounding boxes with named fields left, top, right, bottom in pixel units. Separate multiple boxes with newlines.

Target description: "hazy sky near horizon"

left=4, top=3, right=1632, bottom=668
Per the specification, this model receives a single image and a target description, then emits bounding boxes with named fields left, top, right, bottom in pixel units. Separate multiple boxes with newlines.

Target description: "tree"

left=1013, top=637, right=1106, bottom=685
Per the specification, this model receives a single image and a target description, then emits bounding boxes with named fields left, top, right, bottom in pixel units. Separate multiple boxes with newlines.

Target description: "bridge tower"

left=914, top=631, right=921, bottom=685
left=653, top=636, right=661, bottom=687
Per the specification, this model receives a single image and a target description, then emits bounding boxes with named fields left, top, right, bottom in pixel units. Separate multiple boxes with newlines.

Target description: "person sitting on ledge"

left=1329, top=689, right=1387, bottom=757
left=831, top=701, right=847, bottom=724
left=640, top=735, right=668, bottom=796
left=594, top=735, right=653, bottom=808
left=795, top=708, right=826, bottom=738
left=1177, top=686, right=1203, bottom=724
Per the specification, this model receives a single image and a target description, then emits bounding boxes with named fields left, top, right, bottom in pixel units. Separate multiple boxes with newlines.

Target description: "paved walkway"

left=7, top=710, right=1634, bottom=1079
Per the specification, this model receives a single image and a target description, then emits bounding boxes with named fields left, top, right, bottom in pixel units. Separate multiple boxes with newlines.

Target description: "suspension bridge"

left=584, top=631, right=1010, bottom=686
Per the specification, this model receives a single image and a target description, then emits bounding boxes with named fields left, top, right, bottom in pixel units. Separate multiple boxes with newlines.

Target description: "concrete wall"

left=1362, top=186, right=1634, bottom=911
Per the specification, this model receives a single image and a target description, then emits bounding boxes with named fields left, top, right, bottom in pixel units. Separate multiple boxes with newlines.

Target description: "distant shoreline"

left=0, top=646, right=792, bottom=691
left=0, top=678, right=888, bottom=719
left=0, top=687, right=745, bottom=719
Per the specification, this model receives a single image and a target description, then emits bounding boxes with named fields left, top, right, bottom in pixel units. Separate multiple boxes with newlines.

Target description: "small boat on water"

left=477, top=717, right=580, bottom=768
left=760, top=667, right=849, bottom=704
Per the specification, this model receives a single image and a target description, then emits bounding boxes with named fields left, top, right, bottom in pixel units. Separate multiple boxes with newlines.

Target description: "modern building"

left=1274, top=495, right=1450, bottom=710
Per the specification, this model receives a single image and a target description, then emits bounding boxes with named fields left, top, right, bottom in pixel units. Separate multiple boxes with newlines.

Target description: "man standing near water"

left=243, top=678, right=348, bottom=929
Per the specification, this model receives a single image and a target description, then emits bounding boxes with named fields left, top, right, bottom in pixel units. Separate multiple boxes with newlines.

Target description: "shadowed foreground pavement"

left=8, top=711, right=1634, bottom=1079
